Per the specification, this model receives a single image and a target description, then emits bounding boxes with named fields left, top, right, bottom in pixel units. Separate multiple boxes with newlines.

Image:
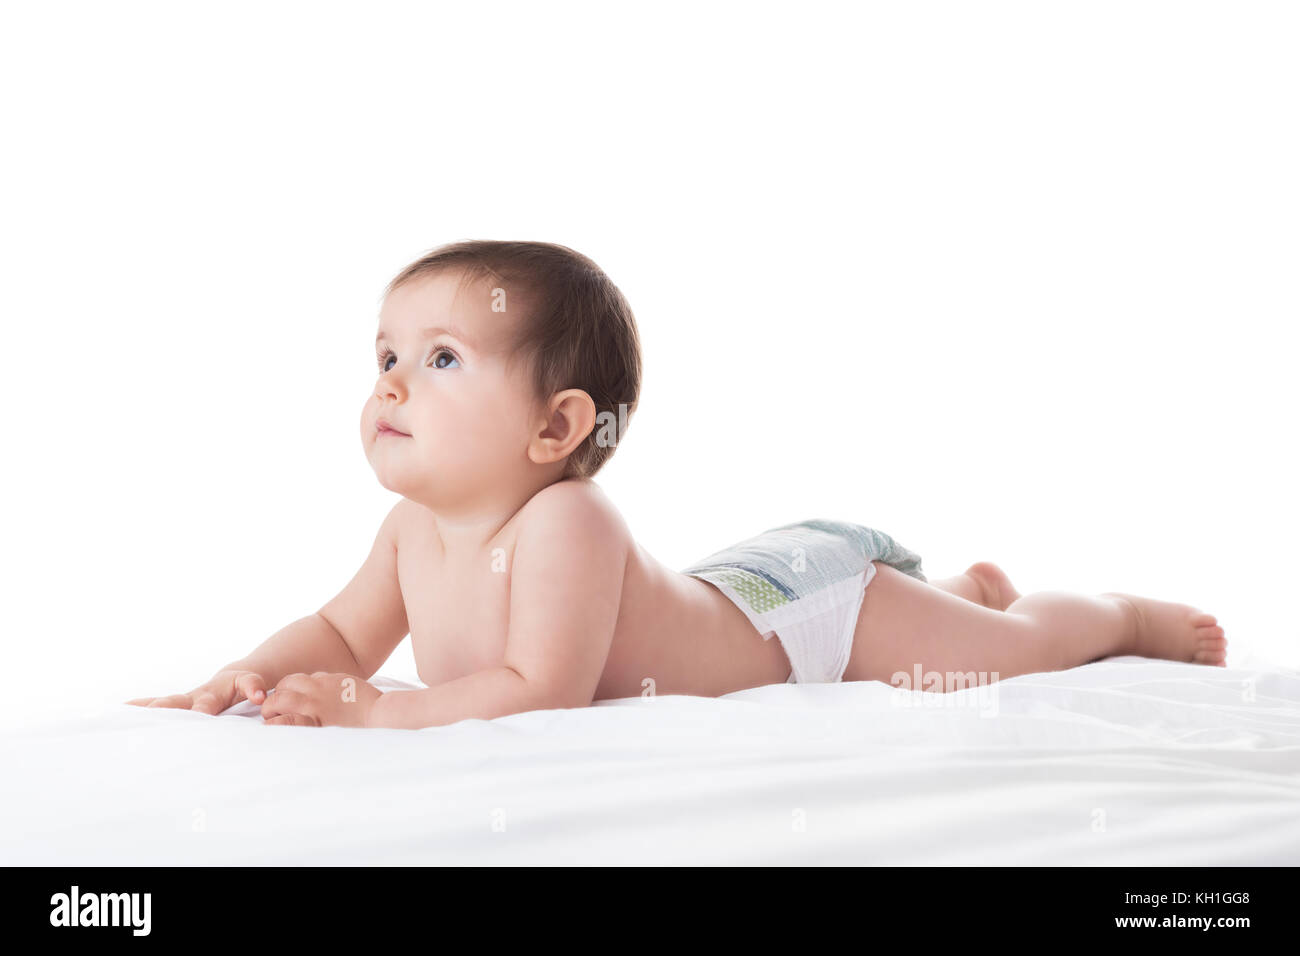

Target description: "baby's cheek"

left=359, top=401, right=379, bottom=440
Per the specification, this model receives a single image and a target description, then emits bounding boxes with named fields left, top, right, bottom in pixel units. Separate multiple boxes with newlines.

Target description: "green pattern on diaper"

left=708, top=568, right=791, bottom=614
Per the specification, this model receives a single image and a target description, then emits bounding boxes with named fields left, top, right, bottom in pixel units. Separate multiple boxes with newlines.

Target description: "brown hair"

left=383, top=240, right=642, bottom=479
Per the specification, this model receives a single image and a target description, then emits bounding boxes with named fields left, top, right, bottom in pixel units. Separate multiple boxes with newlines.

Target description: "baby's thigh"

left=843, top=562, right=1038, bottom=687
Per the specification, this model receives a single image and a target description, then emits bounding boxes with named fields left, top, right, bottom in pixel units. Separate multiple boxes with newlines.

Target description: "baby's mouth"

left=376, top=419, right=412, bottom=438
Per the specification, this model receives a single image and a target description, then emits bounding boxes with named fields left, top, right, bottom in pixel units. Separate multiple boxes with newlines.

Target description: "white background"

left=2, top=1, right=1296, bottom=727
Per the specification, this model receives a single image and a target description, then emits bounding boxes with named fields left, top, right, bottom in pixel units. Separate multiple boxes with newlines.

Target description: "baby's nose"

left=375, top=372, right=405, bottom=401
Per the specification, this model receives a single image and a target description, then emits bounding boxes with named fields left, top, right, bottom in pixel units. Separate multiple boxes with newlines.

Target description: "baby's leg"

left=844, top=562, right=1227, bottom=688
left=929, top=562, right=1022, bottom=610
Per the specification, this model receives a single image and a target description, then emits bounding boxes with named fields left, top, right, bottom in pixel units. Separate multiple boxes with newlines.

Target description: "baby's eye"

left=376, top=347, right=459, bottom=373
left=431, top=348, right=460, bottom=370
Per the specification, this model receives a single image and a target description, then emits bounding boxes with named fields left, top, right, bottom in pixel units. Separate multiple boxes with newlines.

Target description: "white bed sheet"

left=3, top=656, right=1299, bottom=865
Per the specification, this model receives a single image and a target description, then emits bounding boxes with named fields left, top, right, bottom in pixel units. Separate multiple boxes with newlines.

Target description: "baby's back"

left=392, top=481, right=791, bottom=701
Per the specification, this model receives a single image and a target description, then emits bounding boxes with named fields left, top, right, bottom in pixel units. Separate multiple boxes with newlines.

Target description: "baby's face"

left=363, top=270, right=540, bottom=506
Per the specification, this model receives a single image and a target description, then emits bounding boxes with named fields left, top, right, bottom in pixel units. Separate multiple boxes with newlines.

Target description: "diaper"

left=682, top=519, right=927, bottom=684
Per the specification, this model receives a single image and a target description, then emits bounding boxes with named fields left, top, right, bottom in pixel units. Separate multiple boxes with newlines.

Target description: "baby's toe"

left=1193, top=637, right=1228, bottom=665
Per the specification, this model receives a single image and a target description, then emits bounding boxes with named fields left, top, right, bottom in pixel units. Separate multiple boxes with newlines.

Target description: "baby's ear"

left=528, top=389, right=596, bottom=467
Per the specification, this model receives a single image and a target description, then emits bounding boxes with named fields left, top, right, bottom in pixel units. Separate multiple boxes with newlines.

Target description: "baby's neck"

left=412, top=472, right=567, bottom=555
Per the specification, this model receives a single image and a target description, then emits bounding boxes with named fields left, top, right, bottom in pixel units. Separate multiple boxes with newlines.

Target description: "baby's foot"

left=1102, top=592, right=1228, bottom=666
left=965, top=562, right=1022, bottom=611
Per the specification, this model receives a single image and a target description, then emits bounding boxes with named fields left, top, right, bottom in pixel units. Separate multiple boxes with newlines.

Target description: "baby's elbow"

left=515, top=669, right=595, bottom=712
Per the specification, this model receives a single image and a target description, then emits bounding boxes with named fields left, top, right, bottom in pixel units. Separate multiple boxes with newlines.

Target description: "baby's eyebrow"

left=375, top=325, right=472, bottom=347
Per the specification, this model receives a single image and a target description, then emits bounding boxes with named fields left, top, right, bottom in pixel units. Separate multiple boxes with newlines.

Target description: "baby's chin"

left=367, top=453, right=447, bottom=502
left=366, top=449, right=420, bottom=493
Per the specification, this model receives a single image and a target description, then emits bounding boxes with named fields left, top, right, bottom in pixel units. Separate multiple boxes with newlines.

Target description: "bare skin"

left=388, top=490, right=795, bottom=701
left=848, top=561, right=1227, bottom=689
left=126, top=269, right=1227, bottom=727
left=400, top=535, right=1225, bottom=701
left=930, top=562, right=1023, bottom=611
left=127, top=492, right=1228, bottom=722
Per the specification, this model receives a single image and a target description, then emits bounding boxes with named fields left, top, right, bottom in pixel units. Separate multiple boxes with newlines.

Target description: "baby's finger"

left=189, top=690, right=227, bottom=715
left=144, top=694, right=195, bottom=709
left=236, top=673, right=268, bottom=705
left=264, top=713, right=317, bottom=727
left=260, top=689, right=304, bottom=721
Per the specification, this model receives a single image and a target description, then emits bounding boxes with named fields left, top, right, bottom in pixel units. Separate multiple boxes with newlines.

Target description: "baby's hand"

left=126, top=669, right=269, bottom=715
left=260, top=672, right=382, bottom=728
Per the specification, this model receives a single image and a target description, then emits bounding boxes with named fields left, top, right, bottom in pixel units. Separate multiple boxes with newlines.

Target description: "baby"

left=128, top=240, right=1228, bottom=729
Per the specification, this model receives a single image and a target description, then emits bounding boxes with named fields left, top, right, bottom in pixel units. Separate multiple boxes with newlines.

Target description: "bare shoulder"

left=513, top=478, right=632, bottom=556
left=503, top=481, right=635, bottom=705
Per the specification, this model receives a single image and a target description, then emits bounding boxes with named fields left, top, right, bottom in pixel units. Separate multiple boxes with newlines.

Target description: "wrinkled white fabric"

left=5, top=660, right=1298, bottom=865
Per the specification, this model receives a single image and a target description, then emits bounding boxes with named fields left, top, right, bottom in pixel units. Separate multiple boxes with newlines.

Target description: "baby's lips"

left=376, top=416, right=412, bottom=437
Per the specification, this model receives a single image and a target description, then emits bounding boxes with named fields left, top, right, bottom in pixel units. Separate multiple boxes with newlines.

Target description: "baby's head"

left=363, top=240, right=641, bottom=510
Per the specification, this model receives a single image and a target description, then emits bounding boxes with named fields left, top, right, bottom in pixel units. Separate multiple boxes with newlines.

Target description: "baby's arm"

left=366, top=482, right=628, bottom=730
left=127, top=501, right=410, bottom=714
